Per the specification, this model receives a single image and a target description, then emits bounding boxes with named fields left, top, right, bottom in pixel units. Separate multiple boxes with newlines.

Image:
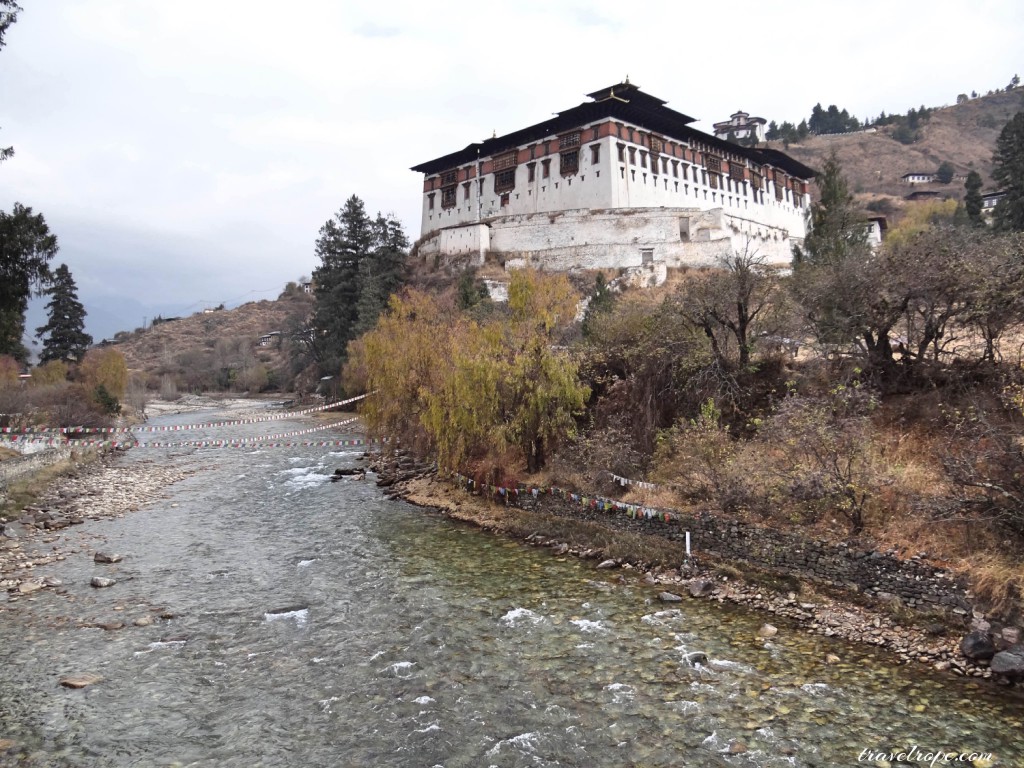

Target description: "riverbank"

left=0, top=451, right=195, bottom=601
left=1, top=394, right=357, bottom=604
left=394, top=472, right=1021, bottom=688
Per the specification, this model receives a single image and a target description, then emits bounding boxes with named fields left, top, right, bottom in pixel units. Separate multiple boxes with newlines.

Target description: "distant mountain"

left=767, top=88, right=1024, bottom=207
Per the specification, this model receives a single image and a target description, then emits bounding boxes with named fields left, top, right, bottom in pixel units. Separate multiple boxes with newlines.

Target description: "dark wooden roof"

left=411, top=83, right=816, bottom=180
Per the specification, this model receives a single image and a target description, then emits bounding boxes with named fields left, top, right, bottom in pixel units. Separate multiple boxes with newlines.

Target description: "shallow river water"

left=1, top=409, right=1023, bottom=767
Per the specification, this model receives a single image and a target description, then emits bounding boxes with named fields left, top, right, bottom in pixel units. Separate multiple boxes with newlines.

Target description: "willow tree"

left=349, top=270, right=589, bottom=473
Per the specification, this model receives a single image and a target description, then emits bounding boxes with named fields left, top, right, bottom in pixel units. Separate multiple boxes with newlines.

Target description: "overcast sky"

left=1, top=0, right=1022, bottom=340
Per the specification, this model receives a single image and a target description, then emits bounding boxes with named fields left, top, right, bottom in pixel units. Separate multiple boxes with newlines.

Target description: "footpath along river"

left=0, top=406, right=1022, bottom=767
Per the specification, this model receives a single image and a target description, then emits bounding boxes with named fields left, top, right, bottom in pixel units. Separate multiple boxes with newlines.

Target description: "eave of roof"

left=411, top=84, right=816, bottom=179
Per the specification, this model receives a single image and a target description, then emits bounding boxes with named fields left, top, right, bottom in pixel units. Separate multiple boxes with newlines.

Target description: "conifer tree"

left=310, top=195, right=373, bottom=369
left=992, top=111, right=1024, bottom=232
left=0, top=1, right=21, bottom=164
left=964, top=171, right=984, bottom=226
left=353, top=212, right=409, bottom=337
left=36, top=263, right=91, bottom=363
left=0, top=203, right=58, bottom=361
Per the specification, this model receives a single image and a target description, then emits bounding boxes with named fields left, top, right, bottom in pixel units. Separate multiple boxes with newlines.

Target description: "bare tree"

left=676, top=241, right=787, bottom=368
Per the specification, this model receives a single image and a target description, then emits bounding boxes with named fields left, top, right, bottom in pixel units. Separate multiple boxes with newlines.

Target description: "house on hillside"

left=902, top=172, right=936, bottom=185
left=982, top=190, right=1006, bottom=212
left=712, top=110, right=768, bottom=143
left=982, top=190, right=1007, bottom=223
left=411, top=81, right=815, bottom=278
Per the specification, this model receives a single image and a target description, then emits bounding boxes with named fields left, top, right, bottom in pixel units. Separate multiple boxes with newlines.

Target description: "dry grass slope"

left=112, top=293, right=313, bottom=391
left=775, top=89, right=1024, bottom=205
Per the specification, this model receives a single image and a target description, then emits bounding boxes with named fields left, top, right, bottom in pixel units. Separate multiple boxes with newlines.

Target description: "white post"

left=685, top=531, right=691, bottom=557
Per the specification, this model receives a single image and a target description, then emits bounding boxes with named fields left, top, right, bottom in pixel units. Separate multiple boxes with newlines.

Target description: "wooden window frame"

left=494, top=168, right=516, bottom=194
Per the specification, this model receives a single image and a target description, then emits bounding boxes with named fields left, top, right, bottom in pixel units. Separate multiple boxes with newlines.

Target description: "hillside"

left=768, top=88, right=1024, bottom=209
left=112, top=290, right=314, bottom=394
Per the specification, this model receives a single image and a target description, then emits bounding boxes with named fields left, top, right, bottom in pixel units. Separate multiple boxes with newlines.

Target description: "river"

left=0, top=407, right=1021, bottom=767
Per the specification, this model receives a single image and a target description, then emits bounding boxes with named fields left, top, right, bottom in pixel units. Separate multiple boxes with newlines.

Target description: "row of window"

left=427, top=170, right=804, bottom=218
left=427, top=144, right=804, bottom=212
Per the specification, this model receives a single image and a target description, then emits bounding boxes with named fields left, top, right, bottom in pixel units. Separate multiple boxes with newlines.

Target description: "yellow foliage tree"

left=348, top=270, right=589, bottom=473
left=0, top=354, right=19, bottom=388
left=885, top=199, right=960, bottom=246
left=79, top=348, right=128, bottom=399
left=30, top=359, right=68, bottom=386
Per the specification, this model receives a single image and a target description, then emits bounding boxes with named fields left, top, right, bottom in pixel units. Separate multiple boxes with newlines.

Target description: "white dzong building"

left=411, top=82, right=815, bottom=276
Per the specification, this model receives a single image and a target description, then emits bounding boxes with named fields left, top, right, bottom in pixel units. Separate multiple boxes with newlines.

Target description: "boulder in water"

left=758, top=623, right=778, bottom=638
left=687, top=579, right=715, bottom=598
left=990, top=644, right=1024, bottom=683
left=90, top=577, right=116, bottom=589
left=658, top=592, right=683, bottom=603
left=94, top=552, right=123, bottom=564
left=960, top=630, right=996, bottom=661
left=683, top=651, right=709, bottom=665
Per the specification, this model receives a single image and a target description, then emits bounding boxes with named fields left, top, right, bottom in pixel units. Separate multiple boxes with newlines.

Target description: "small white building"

left=411, top=82, right=815, bottom=273
left=982, top=191, right=1006, bottom=211
left=712, top=110, right=768, bottom=143
left=865, top=216, right=888, bottom=250
left=902, top=172, right=936, bottom=185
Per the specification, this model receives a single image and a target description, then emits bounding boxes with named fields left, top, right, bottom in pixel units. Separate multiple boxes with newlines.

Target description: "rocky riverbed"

left=0, top=453, right=195, bottom=601
left=390, top=468, right=1024, bottom=691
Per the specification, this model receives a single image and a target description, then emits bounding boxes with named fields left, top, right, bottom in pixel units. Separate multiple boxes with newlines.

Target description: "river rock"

left=596, top=559, right=618, bottom=569
left=960, top=630, right=996, bottom=661
left=90, top=577, right=116, bottom=589
left=1, top=522, right=27, bottom=539
left=658, top=592, right=683, bottom=603
left=134, top=616, right=153, bottom=627
left=758, top=623, right=778, bottom=638
left=17, top=579, right=44, bottom=594
left=990, top=643, right=1024, bottom=682
left=59, top=673, right=103, bottom=689
left=94, top=552, right=123, bottom=564
left=687, top=579, right=715, bottom=598
left=683, top=651, right=709, bottom=665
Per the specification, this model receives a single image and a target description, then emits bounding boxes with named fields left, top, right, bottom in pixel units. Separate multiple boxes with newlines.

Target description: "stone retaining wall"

left=0, top=447, right=73, bottom=503
left=509, top=492, right=973, bottom=617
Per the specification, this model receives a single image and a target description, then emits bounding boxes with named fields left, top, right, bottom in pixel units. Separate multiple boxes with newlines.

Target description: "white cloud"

left=1, top=0, right=1022, bottom=334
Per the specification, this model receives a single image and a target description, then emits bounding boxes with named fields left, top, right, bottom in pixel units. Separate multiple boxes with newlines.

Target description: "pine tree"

left=992, top=111, right=1024, bottom=232
left=964, top=171, right=984, bottom=226
left=0, top=1, right=21, bottom=164
left=36, top=263, right=91, bottom=363
left=353, top=213, right=409, bottom=337
left=310, top=195, right=374, bottom=370
left=793, top=154, right=869, bottom=268
left=0, top=203, right=58, bottom=361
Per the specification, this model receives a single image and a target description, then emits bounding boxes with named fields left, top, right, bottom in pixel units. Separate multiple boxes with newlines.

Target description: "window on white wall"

left=560, top=150, right=579, bottom=176
left=494, top=168, right=516, bottom=194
